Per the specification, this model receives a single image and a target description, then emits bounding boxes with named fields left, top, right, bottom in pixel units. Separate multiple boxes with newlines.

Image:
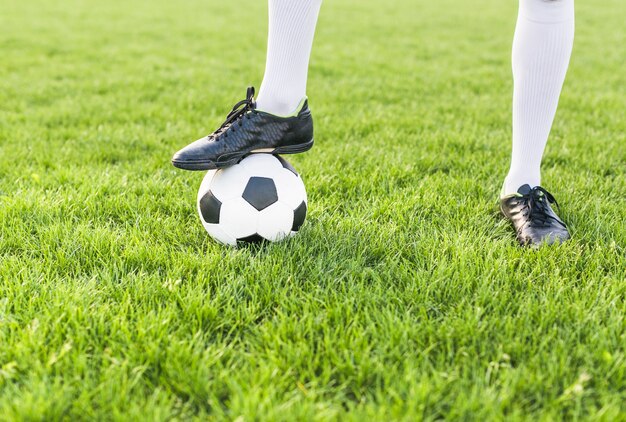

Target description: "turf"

left=1, top=0, right=625, bottom=420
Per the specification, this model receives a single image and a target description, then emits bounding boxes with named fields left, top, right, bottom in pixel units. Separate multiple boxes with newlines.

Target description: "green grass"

left=1, top=0, right=625, bottom=419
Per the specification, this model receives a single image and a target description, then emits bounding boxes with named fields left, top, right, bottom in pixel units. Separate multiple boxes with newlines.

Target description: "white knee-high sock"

left=255, top=0, right=322, bottom=116
left=503, top=0, right=575, bottom=196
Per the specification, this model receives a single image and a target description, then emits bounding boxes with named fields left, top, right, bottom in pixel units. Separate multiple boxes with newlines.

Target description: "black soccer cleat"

left=500, top=184, right=570, bottom=247
left=172, top=87, right=314, bottom=171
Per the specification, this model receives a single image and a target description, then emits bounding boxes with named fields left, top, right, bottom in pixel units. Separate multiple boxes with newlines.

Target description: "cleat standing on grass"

left=500, top=184, right=570, bottom=247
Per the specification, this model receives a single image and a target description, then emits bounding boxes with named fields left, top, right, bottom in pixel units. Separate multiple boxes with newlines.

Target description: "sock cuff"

left=519, top=0, right=575, bottom=24
left=256, top=97, right=308, bottom=117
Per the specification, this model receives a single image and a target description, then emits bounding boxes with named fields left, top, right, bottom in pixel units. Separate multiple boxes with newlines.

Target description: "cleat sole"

left=171, top=139, right=314, bottom=171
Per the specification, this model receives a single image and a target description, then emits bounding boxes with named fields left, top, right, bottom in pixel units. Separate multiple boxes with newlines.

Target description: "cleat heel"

left=274, top=139, right=314, bottom=155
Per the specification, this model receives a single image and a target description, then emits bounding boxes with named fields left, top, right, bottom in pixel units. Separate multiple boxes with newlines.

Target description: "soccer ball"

left=197, top=154, right=307, bottom=246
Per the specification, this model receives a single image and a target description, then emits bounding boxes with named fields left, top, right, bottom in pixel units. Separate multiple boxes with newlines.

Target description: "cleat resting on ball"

left=172, top=87, right=314, bottom=171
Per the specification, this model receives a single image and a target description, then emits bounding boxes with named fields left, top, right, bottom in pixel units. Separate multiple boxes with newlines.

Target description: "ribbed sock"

left=503, top=0, right=575, bottom=196
left=255, top=0, right=322, bottom=116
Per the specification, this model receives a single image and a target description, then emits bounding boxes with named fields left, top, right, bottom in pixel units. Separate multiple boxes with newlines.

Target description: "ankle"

left=256, top=96, right=304, bottom=116
left=502, top=174, right=541, bottom=198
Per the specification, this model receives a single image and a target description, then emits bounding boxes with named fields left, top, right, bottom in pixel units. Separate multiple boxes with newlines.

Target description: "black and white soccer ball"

left=197, top=154, right=307, bottom=246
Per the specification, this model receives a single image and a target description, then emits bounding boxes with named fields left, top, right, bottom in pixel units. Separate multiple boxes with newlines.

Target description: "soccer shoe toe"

left=524, top=226, right=571, bottom=247
left=171, top=138, right=218, bottom=171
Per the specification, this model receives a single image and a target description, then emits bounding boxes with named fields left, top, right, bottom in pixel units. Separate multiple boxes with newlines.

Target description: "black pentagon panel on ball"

left=242, top=177, right=278, bottom=211
left=199, top=190, right=222, bottom=224
left=237, top=234, right=266, bottom=244
left=275, top=155, right=299, bottom=176
left=292, top=201, right=307, bottom=232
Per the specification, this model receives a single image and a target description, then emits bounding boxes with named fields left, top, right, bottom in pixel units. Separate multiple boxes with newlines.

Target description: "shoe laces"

left=208, top=87, right=256, bottom=140
left=520, top=186, right=563, bottom=228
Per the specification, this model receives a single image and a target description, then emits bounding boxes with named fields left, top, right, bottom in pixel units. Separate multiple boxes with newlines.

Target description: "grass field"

left=1, top=0, right=626, bottom=419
